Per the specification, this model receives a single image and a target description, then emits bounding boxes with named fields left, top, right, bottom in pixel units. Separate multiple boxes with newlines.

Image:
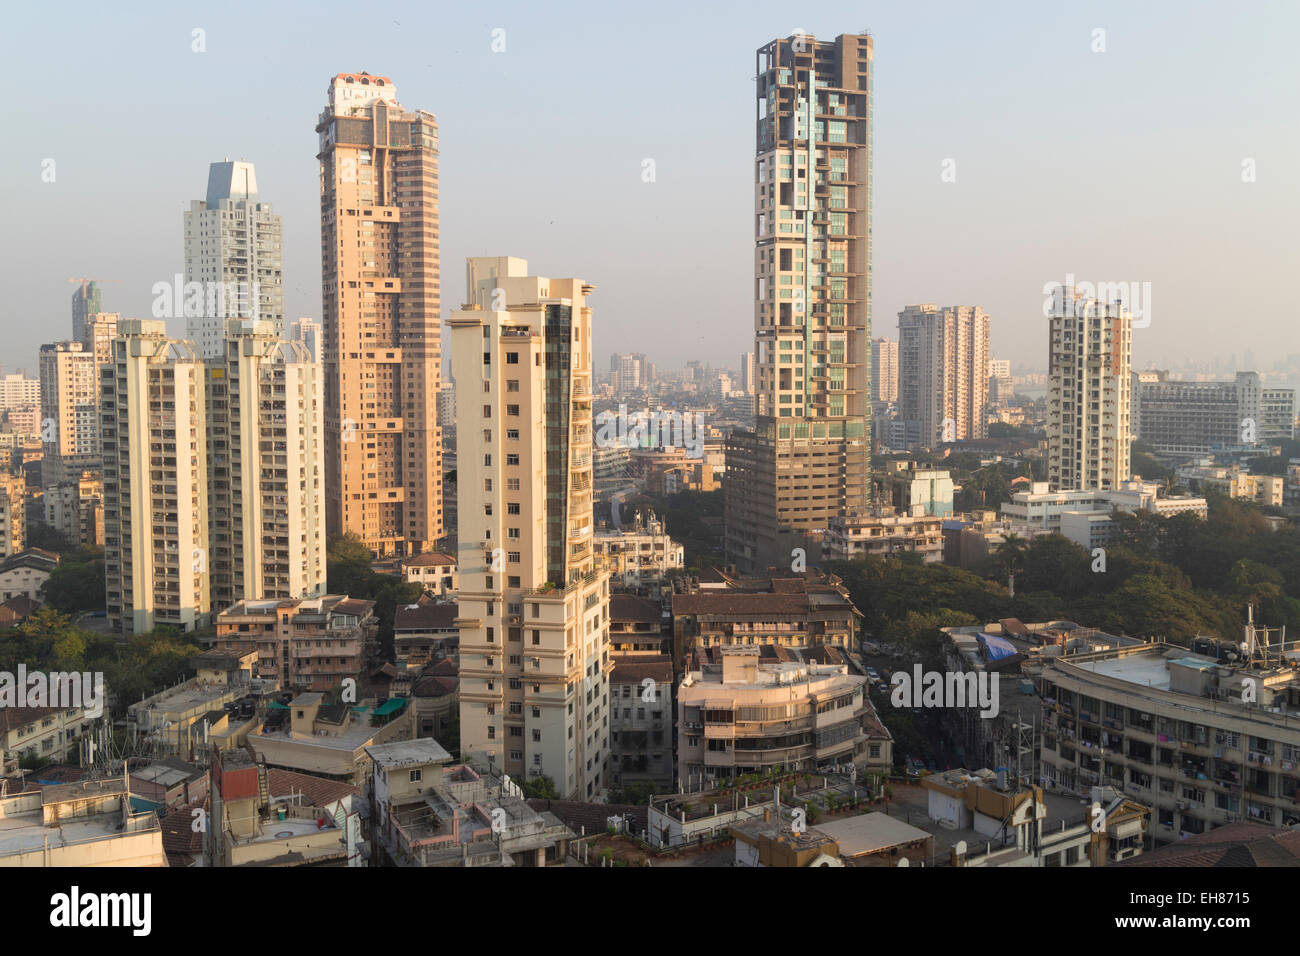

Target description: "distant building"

left=1046, top=287, right=1131, bottom=491
left=0, top=779, right=165, bottom=867
left=886, top=461, right=954, bottom=517
left=609, top=593, right=670, bottom=655
left=898, top=304, right=989, bottom=445
left=184, top=160, right=285, bottom=358
left=0, top=373, right=40, bottom=411
left=43, top=471, right=104, bottom=549
left=872, top=338, right=899, bottom=403
left=593, top=511, right=684, bottom=595
left=70, top=279, right=103, bottom=345
left=0, top=473, right=26, bottom=557
left=399, top=552, right=457, bottom=597
left=38, top=340, right=100, bottom=486
left=1133, top=370, right=1295, bottom=457
left=824, top=511, right=944, bottom=562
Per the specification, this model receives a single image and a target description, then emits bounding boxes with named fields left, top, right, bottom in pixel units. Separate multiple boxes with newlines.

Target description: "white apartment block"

left=1001, top=480, right=1206, bottom=534
left=38, top=341, right=101, bottom=486
left=207, top=320, right=326, bottom=609
left=102, top=320, right=211, bottom=634
left=1046, top=288, right=1132, bottom=491
left=871, top=337, right=898, bottom=403
left=450, top=256, right=612, bottom=799
left=0, top=373, right=39, bottom=410
left=184, top=160, right=285, bottom=360
left=44, top=470, right=105, bottom=550
left=897, top=304, right=989, bottom=445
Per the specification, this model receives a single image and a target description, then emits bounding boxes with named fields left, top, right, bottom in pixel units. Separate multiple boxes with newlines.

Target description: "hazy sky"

left=2, top=0, right=1297, bottom=377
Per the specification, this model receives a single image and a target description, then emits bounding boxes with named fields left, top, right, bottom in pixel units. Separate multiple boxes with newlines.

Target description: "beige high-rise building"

left=207, top=320, right=326, bottom=610
left=450, top=256, right=611, bottom=799
left=84, top=312, right=121, bottom=369
left=897, top=304, right=990, bottom=446
left=102, top=320, right=210, bottom=634
left=726, top=33, right=873, bottom=572
left=871, top=337, right=898, bottom=402
left=1046, top=287, right=1132, bottom=491
left=317, top=72, right=442, bottom=557
left=39, top=340, right=101, bottom=486
left=0, top=373, right=39, bottom=410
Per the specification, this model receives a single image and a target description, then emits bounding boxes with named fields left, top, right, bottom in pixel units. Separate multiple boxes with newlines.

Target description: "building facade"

left=318, top=73, right=442, bottom=557
left=207, top=320, right=326, bottom=609
left=450, top=257, right=611, bottom=799
left=184, top=160, right=285, bottom=359
left=897, top=304, right=989, bottom=446
left=39, top=341, right=101, bottom=486
left=725, top=33, right=873, bottom=572
left=1046, top=288, right=1132, bottom=491
left=871, top=337, right=898, bottom=403
left=102, top=320, right=210, bottom=634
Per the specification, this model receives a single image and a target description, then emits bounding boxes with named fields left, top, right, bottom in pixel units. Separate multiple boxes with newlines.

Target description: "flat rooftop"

left=366, top=739, right=451, bottom=769
left=1074, top=653, right=1175, bottom=691
left=816, top=812, right=931, bottom=857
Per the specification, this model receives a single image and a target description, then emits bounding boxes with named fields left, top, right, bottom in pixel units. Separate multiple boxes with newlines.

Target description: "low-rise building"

left=213, top=595, right=378, bottom=692
left=1001, top=480, right=1207, bottom=533
left=593, top=511, right=684, bottom=595
left=126, top=650, right=256, bottom=760
left=0, top=548, right=59, bottom=604
left=208, top=748, right=363, bottom=867
left=609, top=654, right=674, bottom=793
left=0, top=703, right=89, bottom=767
left=0, top=778, right=165, bottom=867
left=609, top=593, right=670, bottom=655
left=393, top=601, right=459, bottom=671
left=1038, top=616, right=1300, bottom=841
left=671, top=571, right=862, bottom=670
left=886, top=462, right=954, bottom=518
left=677, top=645, right=891, bottom=788
left=824, top=511, right=944, bottom=563
left=248, top=691, right=416, bottom=784
left=400, top=552, right=457, bottom=597
left=366, top=740, right=574, bottom=867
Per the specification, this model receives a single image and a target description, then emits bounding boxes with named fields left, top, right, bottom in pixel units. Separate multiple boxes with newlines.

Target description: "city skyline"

left=5, top=2, right=1297, bottom=376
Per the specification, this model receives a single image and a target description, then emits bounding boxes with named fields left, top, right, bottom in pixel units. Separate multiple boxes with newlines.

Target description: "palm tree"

left=995, top=533, right=1028, bottom=597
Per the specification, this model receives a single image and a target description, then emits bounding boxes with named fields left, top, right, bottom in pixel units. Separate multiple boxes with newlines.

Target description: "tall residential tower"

left=1046, top=287, right=1132, bottom=491
left=184, top=161, right=285, bottom=359
left=897, top=304, right=990, bottom=446
left=450, top=257, right=611, bottom=799
left=725, top=32, right=873, bottom=571
left=317, top=73, right=442, bottom=557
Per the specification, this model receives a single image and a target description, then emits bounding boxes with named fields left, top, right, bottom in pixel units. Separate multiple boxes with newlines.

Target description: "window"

left=507, top=429, right=519, bottom=440
left=409, top=769, right=422, bottom=783
left=507, top=502, right=520, bottom=515
left=509, top=727, right=522, bottom=737
left=482, top=405, right=491, bottom=418
left=506, top=454, right=519, bottom=466
left=507, top=380, right=520, bottom=392
left=506, top=352, right=519, bottom=364
left=506, top=404, right=519, bottom=416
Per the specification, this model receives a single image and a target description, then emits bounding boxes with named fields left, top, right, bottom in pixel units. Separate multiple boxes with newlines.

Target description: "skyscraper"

left=871, top=337, right=898, bottom=402
left=318, top=73, right=442, bottom=557
left=207, top=320, right=326, bottom=610
left=726, top=32, right=873, bottom=571
left=897, top=304, right=989, bottom=446
left=71, top=279, right=102, bottom=344
left=39, top=341, right=101, bottom=486
left=184, top=161, right=285, bottom=359
left=1046, top=287, right=1132, bottom=491
left=102, top=320, right=210, bottom=634
left=450, top=256, right=610, bottom=799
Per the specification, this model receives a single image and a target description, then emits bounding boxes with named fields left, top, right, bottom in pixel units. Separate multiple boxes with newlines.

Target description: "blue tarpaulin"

left=977, top=633, right=1018, bottom=662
